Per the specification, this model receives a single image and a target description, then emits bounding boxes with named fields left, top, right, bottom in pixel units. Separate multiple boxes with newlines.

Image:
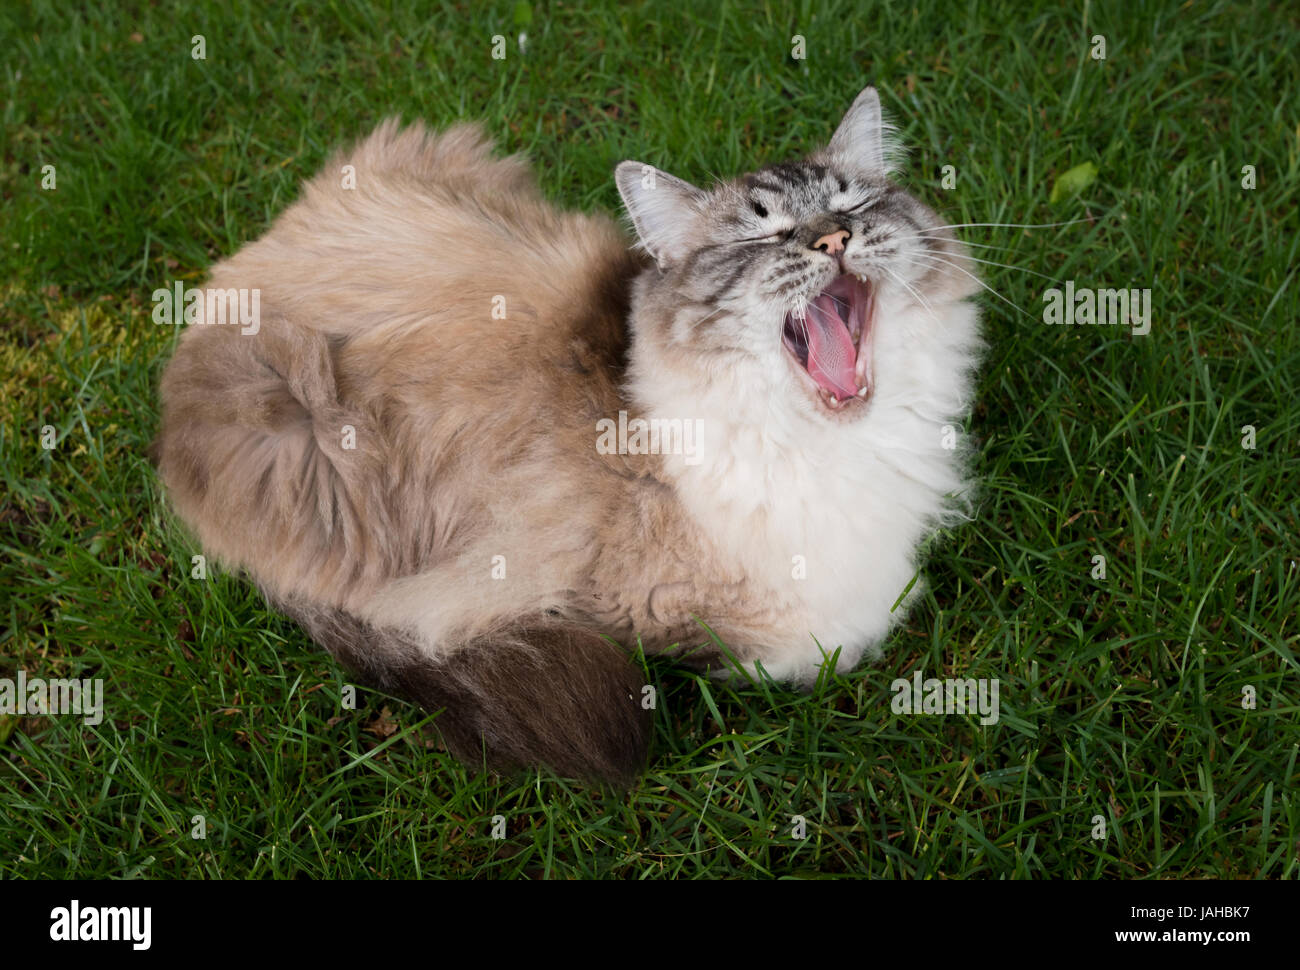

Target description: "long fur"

left=154, top=92, right=982, bottom=781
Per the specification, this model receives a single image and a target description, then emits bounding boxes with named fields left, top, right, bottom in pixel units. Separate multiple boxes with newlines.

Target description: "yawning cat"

left=154, top=86, right=982, bottom=782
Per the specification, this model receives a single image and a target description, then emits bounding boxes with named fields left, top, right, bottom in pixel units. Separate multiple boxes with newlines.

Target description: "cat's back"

left=156, top=120, right=644, bottom=606
left=211, top=119, right=636, bottom=361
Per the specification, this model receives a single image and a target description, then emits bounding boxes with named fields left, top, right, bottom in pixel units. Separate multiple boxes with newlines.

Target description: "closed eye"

left=734, top=228, right=794, bottom=245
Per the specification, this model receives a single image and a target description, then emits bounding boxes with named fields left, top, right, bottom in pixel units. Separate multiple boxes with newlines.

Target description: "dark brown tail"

left=280, top=602, right=651, bottom=784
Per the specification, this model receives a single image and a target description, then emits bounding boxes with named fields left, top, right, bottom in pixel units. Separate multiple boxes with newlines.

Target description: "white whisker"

left=916, top=248, right=1064, bottom=284
left=787, top=305, right=818, bottom=368
left=902, top=251, right=1033, bottom=320
left=879, top=265, right=941, bottom=325
left=935, top=237, right=1037, bottom=255
left=914, top=218, right=1094, bottom=234
left=684, top=306, right=728, bottom=333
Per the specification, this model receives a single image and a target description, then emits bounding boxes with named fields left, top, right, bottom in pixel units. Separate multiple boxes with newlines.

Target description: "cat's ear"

left=614, top=161, right=705, bottom=265
left=827, top=86, right=899, bottom=176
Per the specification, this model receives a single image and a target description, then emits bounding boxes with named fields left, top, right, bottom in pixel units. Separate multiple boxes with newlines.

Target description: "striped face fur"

left=616, top=86, right=972, bottom=421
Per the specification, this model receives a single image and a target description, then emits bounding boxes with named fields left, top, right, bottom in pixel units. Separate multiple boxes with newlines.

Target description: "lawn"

left=1, top=0, right=1297, bottom=878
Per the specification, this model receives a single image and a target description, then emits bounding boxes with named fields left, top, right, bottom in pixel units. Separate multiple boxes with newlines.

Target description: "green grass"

left=2, top=0, right=1297, bottom=879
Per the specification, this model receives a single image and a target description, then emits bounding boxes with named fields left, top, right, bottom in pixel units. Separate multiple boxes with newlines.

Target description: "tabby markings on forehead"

left=762, top=162, right=828, bottom=187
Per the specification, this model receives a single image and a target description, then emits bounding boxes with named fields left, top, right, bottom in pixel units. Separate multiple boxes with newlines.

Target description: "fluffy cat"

left=154, top=86, right=982, bottom=782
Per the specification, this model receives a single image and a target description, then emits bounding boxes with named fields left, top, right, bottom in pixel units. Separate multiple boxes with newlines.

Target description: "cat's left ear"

left=615, top=161, right=705, bottom=265
left=827, top=86, right=899, bottom=176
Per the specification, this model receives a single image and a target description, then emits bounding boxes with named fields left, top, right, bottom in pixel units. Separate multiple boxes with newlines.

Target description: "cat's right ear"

left=614, top=161, right=705, bottom=265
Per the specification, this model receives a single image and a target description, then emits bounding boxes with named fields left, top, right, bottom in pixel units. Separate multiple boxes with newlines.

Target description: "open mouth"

left=782, top=274, right=875, bottom=410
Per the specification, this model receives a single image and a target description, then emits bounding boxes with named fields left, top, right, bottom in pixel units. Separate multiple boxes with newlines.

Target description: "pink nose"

left=813, top=228, right=849, bottom=255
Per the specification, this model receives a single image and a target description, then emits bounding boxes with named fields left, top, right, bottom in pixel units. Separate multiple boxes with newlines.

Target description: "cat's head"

left=616, top=86, right=977, bottom=424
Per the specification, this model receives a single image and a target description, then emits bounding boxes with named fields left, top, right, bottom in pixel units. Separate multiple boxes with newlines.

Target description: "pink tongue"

left=804, top=294, right=858, bottom=396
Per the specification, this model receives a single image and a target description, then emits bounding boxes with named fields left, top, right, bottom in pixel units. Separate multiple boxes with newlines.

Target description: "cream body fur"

left=155, top=87, right=981, bottom=779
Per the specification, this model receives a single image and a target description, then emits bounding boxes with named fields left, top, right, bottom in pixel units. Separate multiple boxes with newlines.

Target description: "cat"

left=153, top=86, right=982, bottom=783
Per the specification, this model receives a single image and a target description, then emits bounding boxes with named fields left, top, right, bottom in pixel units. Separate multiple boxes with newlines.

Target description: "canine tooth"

left=830, top=394, right=838, bottom=405
left=858, top=386, right=868, bottom=398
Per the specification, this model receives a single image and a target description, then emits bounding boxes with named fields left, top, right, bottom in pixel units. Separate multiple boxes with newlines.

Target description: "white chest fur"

left=637, top=297, right=980, bottom=684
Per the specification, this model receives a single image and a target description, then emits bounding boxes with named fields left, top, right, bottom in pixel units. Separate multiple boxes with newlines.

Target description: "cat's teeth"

left=830, top=394, right=838, bottom=405
left=857, top=386, right=869, bottom=398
